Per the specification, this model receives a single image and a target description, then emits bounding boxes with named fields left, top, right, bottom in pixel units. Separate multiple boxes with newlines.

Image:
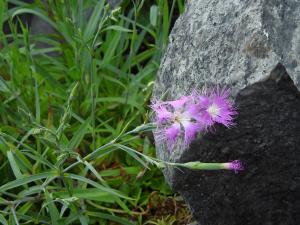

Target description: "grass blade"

left=65, top=173, right=131, bottom=200
left=68, top=117, right=91, bottom=150
left=11, top=7, right=57, bottom=30
left=0, top=171, right=56, bottom=192
left=86, top=211, right=134, bottom=225
left=44, top=189, right=60, bottom=225
left=0, top=214, right=7, bottom=225
left=7, top=150, right=23, bottom=179
left=83, top=0, right=105, bottom=42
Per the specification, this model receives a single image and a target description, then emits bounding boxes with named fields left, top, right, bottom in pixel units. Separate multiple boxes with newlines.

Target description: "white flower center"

left=207, top=103, right=220, bottom=118
left=174, top=111, right=190, bottom=123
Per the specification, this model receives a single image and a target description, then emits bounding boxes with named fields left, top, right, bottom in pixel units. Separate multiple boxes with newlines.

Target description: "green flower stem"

left=158, top=161, right=228, bottom=171
left=178, top=161, right=227, bottom=170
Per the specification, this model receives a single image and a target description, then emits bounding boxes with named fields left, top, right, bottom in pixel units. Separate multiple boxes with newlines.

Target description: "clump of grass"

left=0, top=0, right=186, bottom=224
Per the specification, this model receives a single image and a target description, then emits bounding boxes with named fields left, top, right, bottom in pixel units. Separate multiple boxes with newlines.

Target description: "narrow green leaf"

left=7, top=150, right=22, bottom=179
left=31, top=47, right=61, bottom=55
left=68, top=118, right=91, bottom=150
left=19, top=185, right=44, bottom=197
left=0, top=171, right=56, bottom=192
left=0, top=214, right=7, bottom=225
left=86, top=211, right=134, bottom=225
left=83, top=161, right=105, bottom=183
left=0, top=77, right=10, bottom=93
left=79, top=215, right=89, bottom=225
left=163, top=0, right=169, bottom=44
left=65, top=173, right=131, bottom=200
left=83, top=0, right=105, bottom=41
left=44, top=189, right=60, bottom=225
left=119, top=15, right=156, bottom=38
left=35, top=63, right=64, bottom=93
left=177, top=0, right=185, bottom=13
left=21, top=151, right=55, bottom=169
left=0, top=1, right=5, bottom=37
left=101, top=31, right=121, bottom=66
left=116, top=144, right=149, bottom=169
left=11, top=8, right=57, bottom=30
left=83, top=161, right=131, bottom=213
left=96, top=97, right=142, bottom=110
left=17, top=202, right=33, bottom=215
left=103, top=25, right=132, bottom=33
left=54, top=188, right=115, bottom=203
left=98, top=167, right=141, bottom=177
left=150, top=5, right=158, bottom=26
left=102, top=75, right=127, bottom=89
left=34, top=78, right=40, bottom=123
left=14, top=148, right=33, bottom=172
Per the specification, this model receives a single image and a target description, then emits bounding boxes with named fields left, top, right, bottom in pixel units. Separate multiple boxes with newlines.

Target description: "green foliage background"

left=0, top=0, right=186, bottom=224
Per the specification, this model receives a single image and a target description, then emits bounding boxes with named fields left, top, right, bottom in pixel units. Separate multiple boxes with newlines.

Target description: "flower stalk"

left=157, top=160, right=244, bottom=172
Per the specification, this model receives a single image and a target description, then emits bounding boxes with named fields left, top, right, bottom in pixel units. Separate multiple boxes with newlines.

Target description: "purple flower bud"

left=223, top=160, right=244, bottom=173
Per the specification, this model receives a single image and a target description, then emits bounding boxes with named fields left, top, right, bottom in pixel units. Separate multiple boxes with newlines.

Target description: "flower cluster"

left=151, top=87, right=236, bottom=151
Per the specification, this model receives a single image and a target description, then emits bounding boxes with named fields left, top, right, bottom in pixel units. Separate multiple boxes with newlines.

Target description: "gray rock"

left=153, top=0, right=300, bottom=181
left=154, top=0, right=300, bottom=99
left=152, top=1, right=300, bottom=225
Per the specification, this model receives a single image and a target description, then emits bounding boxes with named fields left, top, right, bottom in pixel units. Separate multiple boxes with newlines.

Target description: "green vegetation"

left=0, top=0, right=188, bottom=224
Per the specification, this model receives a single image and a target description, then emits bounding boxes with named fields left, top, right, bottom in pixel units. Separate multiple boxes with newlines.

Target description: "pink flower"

left=151, top=87, right=236, bottom=151
left=197, top=87, right=236, bottom=128
left=151, top=96, right=202, bottom=151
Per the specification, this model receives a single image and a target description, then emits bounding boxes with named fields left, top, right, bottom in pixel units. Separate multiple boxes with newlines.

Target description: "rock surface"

left=154, top=0, right=300, bottom=97
left=152, top=1, right=300, bottom=225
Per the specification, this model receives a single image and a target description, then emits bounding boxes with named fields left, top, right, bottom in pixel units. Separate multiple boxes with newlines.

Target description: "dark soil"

left=174, top=72, right=300, bottom=225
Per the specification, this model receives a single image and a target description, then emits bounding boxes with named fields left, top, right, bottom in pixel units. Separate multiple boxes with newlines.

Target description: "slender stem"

left=11, top=206, right=20, bottom=225
left=86, top=200, right=148, bottom=215
left=170, top=162, right=226, bottom=170
left=90, top=59, right=96, bottom=151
